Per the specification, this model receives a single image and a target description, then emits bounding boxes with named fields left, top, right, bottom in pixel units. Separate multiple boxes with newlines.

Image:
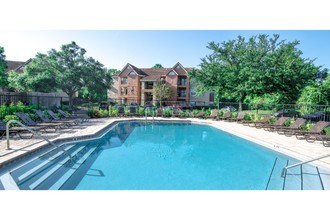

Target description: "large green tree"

left=189, top=34, right=320, bottom=110
left=8, top=41, right=113, bottom=108
left=153, top=82, right=174, bottom=106
left=0, top=46, right=8, bottom=87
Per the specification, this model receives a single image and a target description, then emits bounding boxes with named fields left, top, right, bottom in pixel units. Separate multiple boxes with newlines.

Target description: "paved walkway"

left=1, top=117, right=330, bottom=170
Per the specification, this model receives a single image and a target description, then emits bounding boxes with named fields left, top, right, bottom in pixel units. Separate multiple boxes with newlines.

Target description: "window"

left=178, top=77, right=186, bottom=86
left=178, top=89, right=186, bottom=97
left=168, top=71, right=176, bottom=76
left=121, top=87, right=128, bottom=95
left=160, top=77, right=166, bottom=84
left=121, top=77, right=128, bottom=84
left=145, top=82, right=154, bottom=89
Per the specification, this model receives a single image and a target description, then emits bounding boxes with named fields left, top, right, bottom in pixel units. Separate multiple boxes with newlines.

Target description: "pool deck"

left=1, top=117, right=330, bottom=170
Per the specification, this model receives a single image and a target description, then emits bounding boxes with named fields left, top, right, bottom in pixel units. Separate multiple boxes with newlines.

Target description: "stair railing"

left=281, top=152, right=330, bottom=177
left=6, top=120, right=70, bottom=158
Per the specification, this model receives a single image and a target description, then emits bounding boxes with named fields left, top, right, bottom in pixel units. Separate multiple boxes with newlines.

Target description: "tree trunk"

left=68, top=92, right=74, bottom=110
left=239, top=92, right=246, bottom=111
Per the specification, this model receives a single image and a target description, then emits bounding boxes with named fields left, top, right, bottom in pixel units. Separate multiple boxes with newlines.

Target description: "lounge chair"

left=116, top=106, right=125, bottom=117
left=270, top=118, right=306, bottom=135
left=128, top=105, right=138, bottom=117
left=155, top=108, right=163, bottom=117
left=227, top=111, right=246, bottom=122
left=206, top=109, right=219, bottom=120
left=193, top=111, right=205, bottom=119
left=218, top=111, right=231, bottom=120
left=304, top=134, right=330, bottom=146
left=0, top=120, right=32, bottom=139
left=294, top=121, right=330, bottom=140
left=172, top=108, right=181, bottom=117
left=34, top=110, right=72, bottom=128
left=46, top=109, right=80, bottom=125
left=247, top=115, right=272, bottom=128
left=15, top=112, right=61, bottom=133
left=57, top=109, right=89, bottom=123
left=262, top=117, right=290, bottom=131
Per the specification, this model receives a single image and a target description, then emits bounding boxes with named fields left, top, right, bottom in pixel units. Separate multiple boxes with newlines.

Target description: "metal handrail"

left=6, top=120, right=69, bottom=158
left=281, top=152, right=330, bottom=177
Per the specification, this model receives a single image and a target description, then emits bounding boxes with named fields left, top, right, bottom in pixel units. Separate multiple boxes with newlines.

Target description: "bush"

left=3, top=115, right=20, bottom=123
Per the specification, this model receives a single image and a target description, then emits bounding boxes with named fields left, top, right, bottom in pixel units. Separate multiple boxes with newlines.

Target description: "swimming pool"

left=1, top=120, right=330, bottom=190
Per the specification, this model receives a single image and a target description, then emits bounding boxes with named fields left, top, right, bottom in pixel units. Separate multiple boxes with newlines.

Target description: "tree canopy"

left=189, top=34, right=321, bottom=109
left=152, top=64, right=163, bottom=68
left=153, top=82, right=174, bottom=106
left=0, top=46, right=8, bottom=88
left=8, top=41, right=113, bottom=108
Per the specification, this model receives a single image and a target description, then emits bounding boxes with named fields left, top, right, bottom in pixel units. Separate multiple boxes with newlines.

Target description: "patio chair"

left=128, top=105, right=138, bottom=117
left=206, top=109, right=219, bottom=120
left=270, top=118, right=306, bottom=135
left=155, top=108, right=163, bottom=117
left=172, top=108, right=181, bottom=117
left=0, top=120, right=32, bottom=139
left=116, top=105, right=125, bottom=117
left=34, top=110, right=72, bottom=128
left=217, top=111, right=231, bottom=121
left=247, top=115, right=272, bottom=128
left=46, top=109, right=80, bottom=125
left=262, top=117, right=290, bottom=131
left=15, top=112, right=61, bottom=133
left=195, top=111, right=205, bottom=119
left=57, top=109, right=89, bottom=123
left=304, top=134, right=330, bottom=147
left=294, top=121, right=330, bottom=140
left=227, top=111, right=246, bottom=122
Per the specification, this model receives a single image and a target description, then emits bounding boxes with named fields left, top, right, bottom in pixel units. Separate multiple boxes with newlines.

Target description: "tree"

left=297, top=74, right=330, bottom=105
left=79, top=67, right=117, bottom=102
left=0, top=46, right=8, bottom=88
left=152, top=64, right=163, bottom=68
left=153, top=82, right=174, bottom=107
left=189, top=34, right=320, bottom=110
left=8, top=41, right=113, bottom=109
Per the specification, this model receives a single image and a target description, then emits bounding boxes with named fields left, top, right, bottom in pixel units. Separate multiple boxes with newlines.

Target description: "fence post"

left=37, top=96, right=40, bottom=109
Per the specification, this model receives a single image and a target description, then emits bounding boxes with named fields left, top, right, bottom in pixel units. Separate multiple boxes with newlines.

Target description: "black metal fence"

left=218, top=102, right=330, bottom=122
left=0, top=93, right=66, bottom=108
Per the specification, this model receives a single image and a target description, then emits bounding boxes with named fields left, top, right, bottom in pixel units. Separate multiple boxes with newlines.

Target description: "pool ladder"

left=144, top=109, right=155, bottom=122
left=6, top=120, right=71, bottom=159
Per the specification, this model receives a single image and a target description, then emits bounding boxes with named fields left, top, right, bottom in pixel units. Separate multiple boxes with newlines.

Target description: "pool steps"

left=266, top=158, right=330, bottom=190
left=0, top=141, right=100, bottom=190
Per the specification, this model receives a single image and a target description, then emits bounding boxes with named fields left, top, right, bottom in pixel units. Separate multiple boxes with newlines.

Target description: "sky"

left=1, top=30, right=330, bottom=71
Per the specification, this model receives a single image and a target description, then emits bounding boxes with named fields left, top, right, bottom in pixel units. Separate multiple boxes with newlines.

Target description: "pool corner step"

left=0, top=173, right=20, bottom=190
left=49, top=143, right=101, bottom=190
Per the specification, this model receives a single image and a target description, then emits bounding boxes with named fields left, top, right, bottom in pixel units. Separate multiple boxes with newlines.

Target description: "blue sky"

left=1, top=30, right=330, bottom=70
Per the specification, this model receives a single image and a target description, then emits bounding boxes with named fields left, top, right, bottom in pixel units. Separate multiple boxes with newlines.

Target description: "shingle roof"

left=5, top=59, right=32, bottom=73
left=118, top=62, right=193, bottom=81
left=5, top=60, right=26, bottom=73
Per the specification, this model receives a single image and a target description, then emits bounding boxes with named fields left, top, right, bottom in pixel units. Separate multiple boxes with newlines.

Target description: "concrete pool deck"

left=1, top=117, right=330, bottom=170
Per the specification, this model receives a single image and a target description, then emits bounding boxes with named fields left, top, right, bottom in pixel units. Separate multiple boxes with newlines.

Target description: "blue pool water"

left=73, top=121, right=296, bottom=190
left=3, top=120, right=329, bottom=190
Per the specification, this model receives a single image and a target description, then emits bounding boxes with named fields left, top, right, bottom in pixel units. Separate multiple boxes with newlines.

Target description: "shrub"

left=3, top=115, right=20, bottom=123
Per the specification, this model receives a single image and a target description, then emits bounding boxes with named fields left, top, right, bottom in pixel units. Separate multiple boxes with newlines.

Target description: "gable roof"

left=119, top=62, right=192, bottom=81
left=5, top=59, right=32, bottom=73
